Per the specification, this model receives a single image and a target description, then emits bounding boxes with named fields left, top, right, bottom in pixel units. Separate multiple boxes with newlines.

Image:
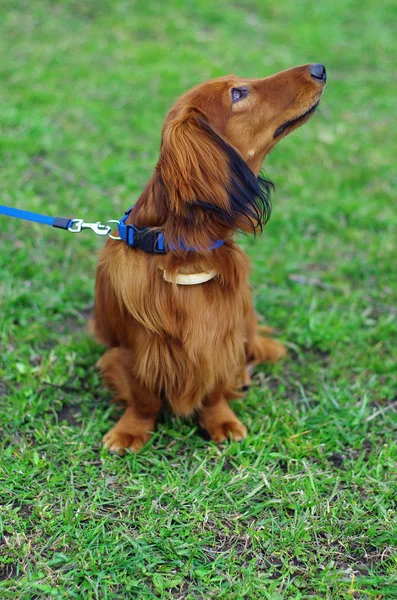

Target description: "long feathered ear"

left=158, top=108, right=273, bottom=247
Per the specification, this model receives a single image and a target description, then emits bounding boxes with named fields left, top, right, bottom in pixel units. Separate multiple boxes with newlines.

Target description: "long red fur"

left=94, top=65, right=325, bottom=453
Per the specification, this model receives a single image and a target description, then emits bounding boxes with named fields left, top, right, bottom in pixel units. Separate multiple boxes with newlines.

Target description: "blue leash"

left=0, top=204, right=225, bottom=253
left=0, top=205, right=73, bottom=230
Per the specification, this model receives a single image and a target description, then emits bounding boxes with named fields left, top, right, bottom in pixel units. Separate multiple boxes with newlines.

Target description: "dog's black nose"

left=310, top=63, right=327, bottom=82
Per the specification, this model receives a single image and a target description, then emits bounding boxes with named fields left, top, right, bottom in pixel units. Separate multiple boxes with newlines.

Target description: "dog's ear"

left=158, top=109, right=272, bottom=238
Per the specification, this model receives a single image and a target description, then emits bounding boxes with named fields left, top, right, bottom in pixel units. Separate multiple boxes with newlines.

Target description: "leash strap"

left=0, top=205, right=72, bottom=230
left=0, top=204, right=112, bottom=237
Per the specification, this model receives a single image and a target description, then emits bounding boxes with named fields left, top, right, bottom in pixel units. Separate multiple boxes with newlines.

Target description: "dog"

left=94, top=63, right=326, bottom=453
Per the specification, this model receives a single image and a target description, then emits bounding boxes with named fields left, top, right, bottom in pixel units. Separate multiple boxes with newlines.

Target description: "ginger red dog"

left=94, top=64, right=326, bottom=453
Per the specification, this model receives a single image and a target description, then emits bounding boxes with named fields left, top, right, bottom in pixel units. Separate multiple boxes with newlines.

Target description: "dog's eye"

left=231, top=87, right=249, bottom=103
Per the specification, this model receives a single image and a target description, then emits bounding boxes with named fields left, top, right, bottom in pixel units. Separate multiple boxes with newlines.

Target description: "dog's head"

left=155, top=64, right=326, bottom=245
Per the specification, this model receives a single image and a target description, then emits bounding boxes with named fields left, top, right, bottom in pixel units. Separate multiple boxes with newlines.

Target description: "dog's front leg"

left=102, top=405, right=158, bottom=455
left=97, top=348, right=161, bottom=454
left=199, top=390, right=247, bottom=443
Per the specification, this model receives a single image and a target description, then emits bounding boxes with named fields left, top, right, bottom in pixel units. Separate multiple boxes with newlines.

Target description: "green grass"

left=0, top=0, right=396, bottom=598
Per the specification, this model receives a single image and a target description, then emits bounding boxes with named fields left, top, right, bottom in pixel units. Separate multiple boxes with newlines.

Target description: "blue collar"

left=117, top=209, right=225, bottom=254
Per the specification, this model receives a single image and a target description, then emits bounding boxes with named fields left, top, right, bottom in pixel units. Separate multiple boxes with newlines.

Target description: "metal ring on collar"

left=106, top=220, right=121, bottom=240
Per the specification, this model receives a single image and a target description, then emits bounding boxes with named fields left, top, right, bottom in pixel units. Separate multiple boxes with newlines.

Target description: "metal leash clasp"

left=68, top=219, right=112, bottom=236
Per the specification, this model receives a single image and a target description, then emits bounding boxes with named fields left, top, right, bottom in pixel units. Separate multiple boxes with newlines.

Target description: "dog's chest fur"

left=95, top=241, right=251, bottom=415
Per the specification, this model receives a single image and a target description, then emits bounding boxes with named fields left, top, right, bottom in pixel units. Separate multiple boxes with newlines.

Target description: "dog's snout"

left=310, top=63, right=326, bottom=83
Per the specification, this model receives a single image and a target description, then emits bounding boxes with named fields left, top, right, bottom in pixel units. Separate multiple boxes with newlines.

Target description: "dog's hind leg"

left=199, top=389, right=247, bottom=443
left=245, top=304, right=287, bottom=365
left=97, top=348, right=161, bottom=454
left=246, top=329, right=287, bottom=365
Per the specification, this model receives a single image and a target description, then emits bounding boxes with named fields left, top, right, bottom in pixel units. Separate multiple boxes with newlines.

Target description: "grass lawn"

left=0, top=0, right=396, bottom=598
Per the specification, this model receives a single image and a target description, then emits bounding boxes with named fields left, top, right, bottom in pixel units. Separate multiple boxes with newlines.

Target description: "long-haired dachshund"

left=94, top=63, right=326, bottom=453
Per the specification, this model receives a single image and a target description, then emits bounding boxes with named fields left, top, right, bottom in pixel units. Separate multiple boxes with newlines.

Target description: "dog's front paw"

left=102, top=429, right=150, bottom=455
left=206, top=419, right=247, bottom=443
